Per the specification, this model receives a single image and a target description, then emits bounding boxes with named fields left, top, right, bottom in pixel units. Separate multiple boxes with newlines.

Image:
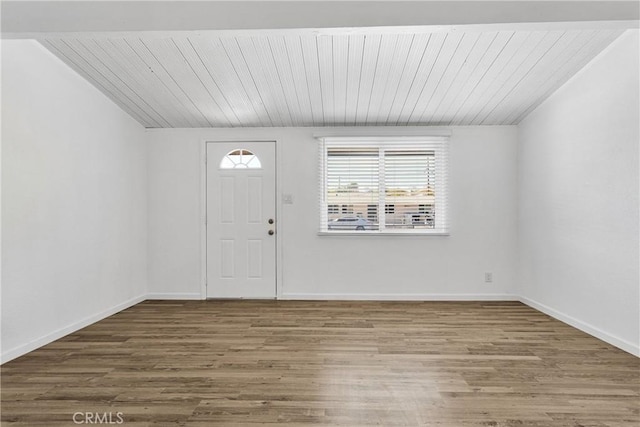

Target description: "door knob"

left=268, top=230, right=275, bottom=235
left=268, top=218, right=274, bottom=224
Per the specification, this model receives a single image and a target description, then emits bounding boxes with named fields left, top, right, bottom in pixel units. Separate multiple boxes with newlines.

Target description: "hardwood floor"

left=2, top=300, right=638, bottom=426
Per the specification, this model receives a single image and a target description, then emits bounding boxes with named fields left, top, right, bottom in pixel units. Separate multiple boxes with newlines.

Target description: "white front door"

left=206, top=141, right=276, bottom=298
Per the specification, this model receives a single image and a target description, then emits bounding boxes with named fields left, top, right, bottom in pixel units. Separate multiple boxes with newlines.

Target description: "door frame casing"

left=200, top=139, right=282, bottom=300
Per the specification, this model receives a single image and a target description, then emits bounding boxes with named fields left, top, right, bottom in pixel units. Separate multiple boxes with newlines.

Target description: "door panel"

left=206, top=142, right=276, bottom=298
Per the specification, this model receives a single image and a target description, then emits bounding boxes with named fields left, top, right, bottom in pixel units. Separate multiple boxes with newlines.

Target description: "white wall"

left=517, top=30, right=640, bottom=356
left=1, top=40, right=148, bottom=362
left=147, top=126, right=518, bottom=300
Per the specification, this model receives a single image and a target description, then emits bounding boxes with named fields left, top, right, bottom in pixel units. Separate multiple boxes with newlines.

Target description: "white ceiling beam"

left=2, top=1, right=639, bottom=39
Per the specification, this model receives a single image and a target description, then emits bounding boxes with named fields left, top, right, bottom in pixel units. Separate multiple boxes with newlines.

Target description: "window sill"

left=317, top=231, right=450, bottom=237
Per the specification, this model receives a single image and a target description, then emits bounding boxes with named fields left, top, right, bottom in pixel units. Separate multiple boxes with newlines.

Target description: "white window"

left=220, top=149, right=262, bottom=169
left=319, top=137, right=449, bottom=235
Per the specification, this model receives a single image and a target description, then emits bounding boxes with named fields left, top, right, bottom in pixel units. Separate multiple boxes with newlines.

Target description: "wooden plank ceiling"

left=40, top=27, right=624, bottom=128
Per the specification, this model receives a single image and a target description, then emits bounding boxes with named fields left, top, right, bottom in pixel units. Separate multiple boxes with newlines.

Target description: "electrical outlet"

left=484, top=272, right=493, bottom=283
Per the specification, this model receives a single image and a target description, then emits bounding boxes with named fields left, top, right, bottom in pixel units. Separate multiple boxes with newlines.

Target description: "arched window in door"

left=219, top=149, right=262, bottom=169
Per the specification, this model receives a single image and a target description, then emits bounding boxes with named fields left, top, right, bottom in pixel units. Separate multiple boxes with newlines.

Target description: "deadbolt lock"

left=268, top=218, right=274, bottom=224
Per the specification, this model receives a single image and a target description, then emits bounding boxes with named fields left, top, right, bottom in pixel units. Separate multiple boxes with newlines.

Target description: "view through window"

left=319, top=137, right=449, bottom=234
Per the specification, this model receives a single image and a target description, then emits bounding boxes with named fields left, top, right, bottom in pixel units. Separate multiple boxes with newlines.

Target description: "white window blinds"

left=319, top=137, right=449, bottom=234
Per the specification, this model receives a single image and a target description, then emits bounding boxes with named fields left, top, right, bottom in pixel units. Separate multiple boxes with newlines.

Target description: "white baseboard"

left=146, top=293, right=203, bottom=300
left=519, top=296, right=640, bottom=357
left=1, top=294, right=146, bottom=364
left=280, top=292, right=518, bottom=301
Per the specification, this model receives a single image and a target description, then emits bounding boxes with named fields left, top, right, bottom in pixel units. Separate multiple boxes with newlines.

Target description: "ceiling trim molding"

left=2, top=1, right=639, bottom=39
left=1, top=20, right=636, bottom=40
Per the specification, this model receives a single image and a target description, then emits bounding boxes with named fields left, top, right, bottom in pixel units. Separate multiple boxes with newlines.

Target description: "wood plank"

left=268, top=35, right=308, bottom=127
left=493, top=29, right=589, bottom=125
left=144, top=37, right=232, bottom=127
left=316, top=35, right=334, bottom=126
left=2, top=300, right=638, bottom=426
left=366, top=34, right=404, bottom=126
left=124, top=37, right=210, bottom=127
left=367, top=33, right=414, bottom=126
left=394, top=32, right=448, bottom=125
left=282, top=35, right=316, bottom=126
left=354, top=34, right=382, bottom=125
left=194, top=36, right=271, bottom=127
left=91, top=37, right=190, bottom=128
left=429, top=31, right=503, bottom=125
left=384, top=33, right=431, bottom=125
left=62, top=38, right=168, bottom=128
left=235, top=36, right=293, bottom=127
left=220, top=36, right=275, bottom=126
left=332, top=35, right=349, bottom=126
left=449, top=31, right=531, bottom=126
left=364, top=33, right=399, bottom=125
left=417, top=31, right=481, bottom=124
left=509, top=29, right=624, bottom=124
left=299, top=35, right=324, bottom=126
left=406, top=31, right=466, bottom=124
left=42, top=39, right=160, bottom=128
left=344, top=34, right=365, bottom=126
left=171, top=37, right=243, bottom=127
left=472, top=30, right=565, bottom=125
left=251, top=36, right=295, bottom=127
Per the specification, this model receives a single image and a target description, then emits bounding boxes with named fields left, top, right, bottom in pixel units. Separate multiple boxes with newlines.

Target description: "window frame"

left=318, top=136, right=449, bottom=236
